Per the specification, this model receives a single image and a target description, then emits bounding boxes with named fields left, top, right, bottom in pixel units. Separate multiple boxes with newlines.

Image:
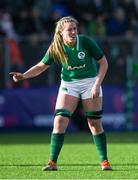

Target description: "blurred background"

left=0, top=0, right=138, bottom=132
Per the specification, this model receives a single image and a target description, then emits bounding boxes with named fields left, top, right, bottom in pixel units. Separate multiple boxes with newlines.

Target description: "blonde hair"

left=47, top=16, right=78, bottom=64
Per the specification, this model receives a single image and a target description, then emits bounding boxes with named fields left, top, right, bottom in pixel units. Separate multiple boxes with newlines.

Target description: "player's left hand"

left=91, top=85, right=100, bottom=99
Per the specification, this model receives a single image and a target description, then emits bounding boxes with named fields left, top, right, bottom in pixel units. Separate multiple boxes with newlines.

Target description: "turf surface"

left=0, top=131, right=138, bottom=179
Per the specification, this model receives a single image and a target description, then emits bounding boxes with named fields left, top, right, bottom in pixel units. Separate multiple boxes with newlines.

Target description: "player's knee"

left=55, top=108, right=72, bottom=119
left=85, top=110, right=103, bottom=120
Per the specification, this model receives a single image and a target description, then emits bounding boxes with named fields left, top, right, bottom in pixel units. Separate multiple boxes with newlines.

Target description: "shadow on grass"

left=0, top=163, right=138, bottom=167
left=0, top=163, right=138, bottom=172
left=59, top=163, right=138, bottom=166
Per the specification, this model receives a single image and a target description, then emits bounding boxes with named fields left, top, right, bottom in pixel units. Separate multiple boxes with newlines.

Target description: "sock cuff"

left=93, top=131, right=105, bottom=137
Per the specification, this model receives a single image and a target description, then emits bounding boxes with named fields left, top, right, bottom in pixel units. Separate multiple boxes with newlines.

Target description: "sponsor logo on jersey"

left=67, top=64, right=86, bottom=70
left=78, top=51, right=85, bottom=60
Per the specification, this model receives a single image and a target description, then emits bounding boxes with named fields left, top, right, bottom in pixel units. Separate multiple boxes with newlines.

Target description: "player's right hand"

left=9, top=72, right=25, bottom=82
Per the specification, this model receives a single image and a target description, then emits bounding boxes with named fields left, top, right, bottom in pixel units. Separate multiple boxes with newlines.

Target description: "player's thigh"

left=82, top=97, right=103, bottom=111
left=55, top=93, right=79, bottom=113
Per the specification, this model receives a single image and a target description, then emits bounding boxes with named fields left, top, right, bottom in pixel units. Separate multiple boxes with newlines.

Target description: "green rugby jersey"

left=42, top=34, right=104, bottom=81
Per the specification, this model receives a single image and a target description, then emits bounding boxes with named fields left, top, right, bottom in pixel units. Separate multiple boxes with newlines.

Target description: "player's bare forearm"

left=23, top=61, right=49, bottom=79
left=10, top=61, right=49, bottom=82
left=95, top=56, right=108, bottom=86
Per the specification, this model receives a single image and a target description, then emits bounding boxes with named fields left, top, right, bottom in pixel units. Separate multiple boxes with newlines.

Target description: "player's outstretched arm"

left=9, top=61, right=49, bottom=83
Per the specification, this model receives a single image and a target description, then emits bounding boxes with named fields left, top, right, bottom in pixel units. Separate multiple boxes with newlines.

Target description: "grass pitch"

left=0, top=131, right=138, bottom=179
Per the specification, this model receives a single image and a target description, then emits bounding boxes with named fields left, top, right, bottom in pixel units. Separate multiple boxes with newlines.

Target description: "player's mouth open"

left=70, top=36, right=76, bottom=40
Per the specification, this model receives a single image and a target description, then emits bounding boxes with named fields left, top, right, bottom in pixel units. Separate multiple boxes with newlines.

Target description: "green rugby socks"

left=49, top=132, right=108, bottom=163
left=93, top=132, right=108, bottom=162
left=50, top=133, right=65, bottom=163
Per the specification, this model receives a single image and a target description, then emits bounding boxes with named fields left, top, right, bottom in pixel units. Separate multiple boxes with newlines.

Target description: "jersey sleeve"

left=84, top=36, right=104, bottom=60
left=41, top=53, right=54, bottom=65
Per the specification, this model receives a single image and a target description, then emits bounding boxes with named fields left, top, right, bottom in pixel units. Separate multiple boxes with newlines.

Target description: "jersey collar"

left=76, top=35, right=79, bottom=51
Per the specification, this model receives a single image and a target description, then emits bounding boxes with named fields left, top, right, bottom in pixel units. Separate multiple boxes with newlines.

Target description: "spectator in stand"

left=45, top=3, right=70, bottom=35
left=83, top=12, right=107, bottom=37
left=105, top=8, right=128, bottom=36
left=120, top=0, right=136, bottom=17
left=13, top=9, right=39, bottom=37
left=32, top=0, right=52, bottom=34
left=0, top=11, right=30, bottom=88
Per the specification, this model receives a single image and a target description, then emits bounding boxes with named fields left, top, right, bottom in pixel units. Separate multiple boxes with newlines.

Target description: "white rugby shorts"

left=58, top=77, right=103, bottom=99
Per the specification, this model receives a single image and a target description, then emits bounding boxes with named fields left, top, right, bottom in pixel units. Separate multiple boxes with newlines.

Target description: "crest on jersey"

left=78, top=51, right=85, bottom=60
